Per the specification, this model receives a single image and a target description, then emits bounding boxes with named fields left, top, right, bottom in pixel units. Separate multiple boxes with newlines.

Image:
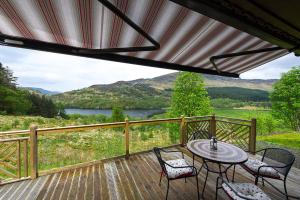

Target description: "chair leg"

left=166, top=180, right=170, bottom=200
left=185, top=177, right=187, bottom=183
left=159, top=172, right=163, bottom=186
left=196, top=175, right=200, bottom=200
left=215, top=182, right=218, bottom=200
left=202, top=170, right=209, bottom=197
left=284, top=179, right=289, bottom=200
left=232, top=165, right=236, bottom=182
left=255, top=176, right=259, bottom=185
left=262, top=177, right=265, bottom=186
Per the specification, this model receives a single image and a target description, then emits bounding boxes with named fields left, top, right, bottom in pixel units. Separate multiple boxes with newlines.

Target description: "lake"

left=65, top=108, right=165, bottom=118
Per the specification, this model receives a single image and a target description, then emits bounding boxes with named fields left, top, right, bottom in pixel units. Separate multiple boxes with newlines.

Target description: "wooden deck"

left=0, top=147, right=299, bottom=200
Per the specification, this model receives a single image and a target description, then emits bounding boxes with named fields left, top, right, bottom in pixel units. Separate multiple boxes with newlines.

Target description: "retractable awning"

left=0, top=0, right=298, bottom=77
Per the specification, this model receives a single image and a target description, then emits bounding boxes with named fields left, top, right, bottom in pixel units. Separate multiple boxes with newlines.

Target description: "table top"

left=187, top=139, right=248, bottom=164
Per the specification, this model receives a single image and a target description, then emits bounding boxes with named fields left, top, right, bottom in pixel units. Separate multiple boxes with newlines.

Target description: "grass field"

left=214, top=108, right=270, bottom=119
left=257, top=133, right=300, bottom=150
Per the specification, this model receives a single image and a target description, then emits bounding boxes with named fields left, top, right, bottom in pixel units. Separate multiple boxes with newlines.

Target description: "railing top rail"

left=185, top=115, right=213, bottom=120
left=0, top=130, right=30, bottom=136
left=216, top=116, right=252, bottom=123
left=216, top=119, right=251, bottom=127
left=186, top=119, right=211, bottom=123
left=0, top=137, right=29, bottom=143
left=129, top=118, right=181, bottom=125
left=37, top=121, right=126, bottom=134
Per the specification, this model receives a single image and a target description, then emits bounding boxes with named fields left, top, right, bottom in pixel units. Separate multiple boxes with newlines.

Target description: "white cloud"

left=240, top=53, right=300, bottom=79
left=0, top=46, right=176, bottom=91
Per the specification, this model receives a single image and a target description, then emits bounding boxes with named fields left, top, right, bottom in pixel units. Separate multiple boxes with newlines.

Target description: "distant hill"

left=22, top=87, right=60, bottom=95
left=51, top=73, right=276, bottom=109
left=126, top=73, right=277, bottom=91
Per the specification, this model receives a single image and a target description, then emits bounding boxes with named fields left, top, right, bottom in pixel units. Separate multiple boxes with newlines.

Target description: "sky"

left=0, top=45, right=299, bottom=92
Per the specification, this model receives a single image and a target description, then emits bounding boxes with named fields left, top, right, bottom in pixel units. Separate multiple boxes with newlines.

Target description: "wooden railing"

left=0, top=115, right=256, bottom=184
left=0, top=136, right=29, bottom=184
left=185, top=115, right=256, bottom=152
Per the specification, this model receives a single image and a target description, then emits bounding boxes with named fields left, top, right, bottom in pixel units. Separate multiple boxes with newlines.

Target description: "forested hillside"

left=207, top=87, right=269, bottom=101
left=51, top=73, right=273, bottom=109
left=0, top=63, right=60, bottom=117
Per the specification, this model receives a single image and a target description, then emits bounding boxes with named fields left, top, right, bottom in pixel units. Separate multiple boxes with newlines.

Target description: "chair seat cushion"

left=165, top=159, right=193, bottom=179
left=242, top=159, right=280, bottom=179
left=222, top=182, right=271, bottom=200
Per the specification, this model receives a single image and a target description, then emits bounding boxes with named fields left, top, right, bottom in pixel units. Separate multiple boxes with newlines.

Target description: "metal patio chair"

left=216, top=176, right=271, bottom=200
left=240, top=148, right=295, bottom=199
left=153, top=147, right=200, bottom=200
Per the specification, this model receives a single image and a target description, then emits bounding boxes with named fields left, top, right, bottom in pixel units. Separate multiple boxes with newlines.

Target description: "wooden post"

left=249, top=118, right=257, bottom=154
left=125, top=119, right=130, bottom=159
left=180, top=115, right=186, bottom=147
left=210, top=115, right=216, bottom=138
left=30, top=125, right=38, bottom=179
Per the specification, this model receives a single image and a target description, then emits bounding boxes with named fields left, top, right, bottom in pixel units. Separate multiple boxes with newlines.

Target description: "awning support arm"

left=210, top=46, right=283, bottom=73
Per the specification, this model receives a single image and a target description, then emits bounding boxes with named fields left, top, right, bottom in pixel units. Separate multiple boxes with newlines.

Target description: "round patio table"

left=187, top=139, right=248, bottom=198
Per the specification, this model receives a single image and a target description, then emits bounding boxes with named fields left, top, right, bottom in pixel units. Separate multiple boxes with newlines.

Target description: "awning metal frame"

left=210, top=46, right=284, bottom=73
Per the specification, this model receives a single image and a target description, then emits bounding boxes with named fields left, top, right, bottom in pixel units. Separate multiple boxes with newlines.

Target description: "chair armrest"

left=257, top=163, right=290, bottom=176
left=161, top=149, right=184, bottom=158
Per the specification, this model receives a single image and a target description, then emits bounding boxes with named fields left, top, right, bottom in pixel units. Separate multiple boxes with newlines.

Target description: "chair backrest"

left=262, top=148, right=295, bottom=176
left=153, top=147, right=167, bottom=174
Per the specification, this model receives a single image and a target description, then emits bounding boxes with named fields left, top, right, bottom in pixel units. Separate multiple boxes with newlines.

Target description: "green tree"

left=0, top=86, right=31, bottom=114
left=111, top=106, right=125, bottom=122
left=0, top=63, right=17, bottom=88
left=270, top=67, right=300, bottom=131
left=168, top=72, right=212, bottom=117
left=167, top=72, right=212, bottom=142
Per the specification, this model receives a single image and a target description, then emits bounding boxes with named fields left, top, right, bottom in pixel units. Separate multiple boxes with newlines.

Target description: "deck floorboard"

left=0, top=148, right=299, bottom=200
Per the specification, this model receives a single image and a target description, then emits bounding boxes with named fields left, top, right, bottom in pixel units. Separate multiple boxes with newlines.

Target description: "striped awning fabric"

left=0, top=0, right=289, bottom=76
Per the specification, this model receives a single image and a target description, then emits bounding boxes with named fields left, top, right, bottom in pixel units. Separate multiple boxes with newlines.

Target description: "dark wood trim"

left=170, top=0, right=300, bottom=55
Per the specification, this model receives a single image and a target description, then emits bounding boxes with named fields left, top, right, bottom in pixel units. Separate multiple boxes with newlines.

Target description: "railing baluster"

left=17, top=140, right=21, bottom=178
left=249, top=118, right=257, bottom=154
left=180, top=115, right=186, bottom=146
left=125, top=119, right=129, bottom=159
left=210, top=115, right=216, bottom=138
left=24, top=139, right=28, bottom=177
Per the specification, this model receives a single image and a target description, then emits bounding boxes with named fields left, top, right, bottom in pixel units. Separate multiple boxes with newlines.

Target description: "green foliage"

left=168, top=72, right=212, bottom=142
left=255, top=114, right=280, bottom=135
left=111, top=106, right=125, bottom=122
left=27, top=93, right=58, bottom=118
left=0, top=63, right=17, bottom=88
left=214, top=108, right=292, bottom=135
left=0, top=86, right=32, bottom=114
left=169, top=72, right=212, bottom=117
left=140, top=132, right=149, bottom=141
left=270, top=67, right=300, bottom=131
